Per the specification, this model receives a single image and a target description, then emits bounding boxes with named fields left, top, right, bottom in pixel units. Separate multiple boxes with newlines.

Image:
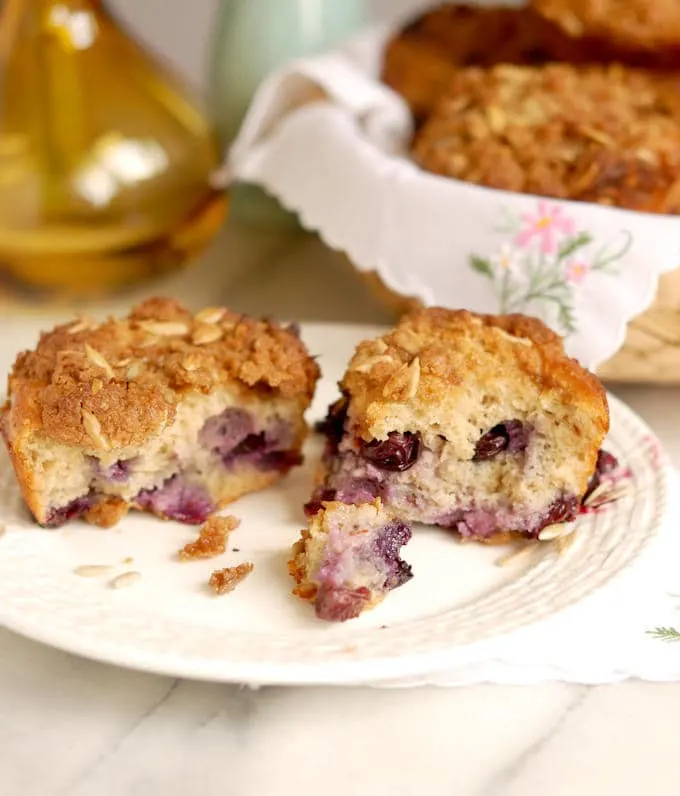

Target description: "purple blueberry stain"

left=373, top=521, right=413, bottom=590
left=105, top=461, right=132, bottom=483
left=474, top=420, right=528, bottom=461
left=304, top=476, right=383, bottom=516
left=88, top=456, right=135, bottom=483
left=43, top=494, right=95, bottom=528
left=199, top=408, right=254, bottom=458
left=583, top=449, right=620, bottom=502
left=315, top=395, right=349, bottom=455
left=437, top=495, right=580, bottom=540
left=200, top=409, right=298, bottom=473
left=223, top=424, right=298, bottom=472
left=304, top=488, right=339, bottom=517
left=448, top=508, right=503, bottom=539
left=315, top=584, right=372, bottom=622
left=541, top=494, right=579, bottom=528
left=135, top=475, right=213, bottom=525
left=360, top=431, right=422, bottom=472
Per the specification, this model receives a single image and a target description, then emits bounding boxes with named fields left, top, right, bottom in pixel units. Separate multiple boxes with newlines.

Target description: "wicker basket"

left=356, top=268, right=680, bottom=383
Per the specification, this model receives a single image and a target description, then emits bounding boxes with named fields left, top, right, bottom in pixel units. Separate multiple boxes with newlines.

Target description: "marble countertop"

left=2, top=222, right=680, bottom=796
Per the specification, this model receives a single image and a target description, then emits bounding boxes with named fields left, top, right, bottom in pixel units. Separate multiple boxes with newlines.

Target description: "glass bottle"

left=0, top=0, right=227, bottom=297
left=208, top=0, right=364, bottom=227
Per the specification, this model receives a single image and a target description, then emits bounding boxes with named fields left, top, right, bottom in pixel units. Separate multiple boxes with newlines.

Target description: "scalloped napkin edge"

left=368, top=466, right=680, bottom=688
left=228, top=26, right=680, bottom=370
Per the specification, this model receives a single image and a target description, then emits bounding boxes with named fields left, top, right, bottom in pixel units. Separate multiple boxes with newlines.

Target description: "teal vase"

left=208, top=0, right=365, bottom=228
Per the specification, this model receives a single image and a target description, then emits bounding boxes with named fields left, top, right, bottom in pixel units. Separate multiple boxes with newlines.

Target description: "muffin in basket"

left=1, top=298, right=320, bottom=528
left=531, top=0, right=680, bottom=53
left=413, top=63, right=680, bottom=213
left=381, top=4, right=591, bottom=125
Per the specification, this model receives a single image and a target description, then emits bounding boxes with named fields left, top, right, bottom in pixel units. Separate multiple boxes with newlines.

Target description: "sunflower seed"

left=392, top=329, right=422, bottom=355
left=138, top=320, right=189, bottom=337
left=84, top=344, right=114, bottom=379
left=192, top=323, right=224, bottom=345
left=584, top=481, right=629, bottom=508
left=538, top=522, right=575, bottom=542
left=82, top=409, right=110, bottom=450
left=583, top=127, right=613, bottom=147
left=73, top=564, right=114, bottom=577
left=195, top=306, right=226, bottom=325
left=110, top=571, right=142, bottom=590
left=495, top=328, right=532, bottom=347
left=125, top=362, right=142, bottom=381
left=181, top=355, right=201, bottom=372
left=68, top=318, right=91, bottom=334
left=405, top=356, right=420, bottom=399
left=355, top=354, right=393, bottom=374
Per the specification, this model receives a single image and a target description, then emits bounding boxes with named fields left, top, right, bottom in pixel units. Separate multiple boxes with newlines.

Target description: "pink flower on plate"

left=515, top=201, right=575, bottom=254
left=565, top=259, right=590, bottom=285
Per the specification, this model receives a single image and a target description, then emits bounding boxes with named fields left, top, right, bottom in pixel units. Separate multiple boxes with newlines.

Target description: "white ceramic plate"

left=0, top=324, right=670, bottom=685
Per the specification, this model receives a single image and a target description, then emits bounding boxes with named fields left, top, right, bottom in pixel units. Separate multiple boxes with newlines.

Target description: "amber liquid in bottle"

left=0, top=0, right=227, bottom=297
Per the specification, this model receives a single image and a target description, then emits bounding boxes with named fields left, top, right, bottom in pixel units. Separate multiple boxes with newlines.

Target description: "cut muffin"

left=289, top=499, right=413, bottom=622
left=381, top=4, right=601, bottom=126
left=1, top=298, right=320, bottom=528
left=413, top=63, right=680, bottom=213
left=532, top=0, right=680, bottom=53
left=307, top=308, right=609, bottom=543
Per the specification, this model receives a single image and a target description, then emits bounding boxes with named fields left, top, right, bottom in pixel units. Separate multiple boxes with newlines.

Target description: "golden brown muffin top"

left=381, top=5, right=592, bottom=124
left=343, top=307, right=608, bottom=441
left=413, top=63, right=680, bottom=213
left=532, top=0, right=680, bottom=51
left=4, top=298, right=320, bottom=450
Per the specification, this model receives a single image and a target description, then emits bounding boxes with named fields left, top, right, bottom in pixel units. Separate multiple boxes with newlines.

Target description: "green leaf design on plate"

left=470, top=255, right=494, bottom=279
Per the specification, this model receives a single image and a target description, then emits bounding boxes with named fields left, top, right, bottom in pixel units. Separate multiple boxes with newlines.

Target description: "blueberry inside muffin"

left=306, top=308, right=609, bottom=543
left=1, top=298, right=320, bottom=528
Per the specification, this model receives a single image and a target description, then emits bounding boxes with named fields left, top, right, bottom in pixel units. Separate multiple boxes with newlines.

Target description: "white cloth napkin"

left=377, top=468, right=680, bottom=687
left=228, top=27, right=680, bottom=372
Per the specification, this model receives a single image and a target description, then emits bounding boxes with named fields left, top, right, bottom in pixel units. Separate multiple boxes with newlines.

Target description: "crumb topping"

left=381, top=5, right=600, bottom=123
left=344, top=307, right=607, bottom=438
left=532, top=0, right=680, bottom=50
left=209, top=562, right=254, bottom=594
left=178, top=515, right=241, bottom=561
left=6, top=298, right=320, bottom=449
left=414, top=63, right=680, bottom=213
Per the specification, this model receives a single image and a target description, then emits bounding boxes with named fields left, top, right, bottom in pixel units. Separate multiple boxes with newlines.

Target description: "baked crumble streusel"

left=532, top=0, right=680, bottom=51
left=209, top=563, right=254, bottom=595
left=382, top=4, right=605, bottom=126
left=413, top=63, right=680, bottom=213
left=1, top=298, right=320, bottom=528
left=305, top=307, right=609, bottom=544
left=178, top=515, right=241, bottom=561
